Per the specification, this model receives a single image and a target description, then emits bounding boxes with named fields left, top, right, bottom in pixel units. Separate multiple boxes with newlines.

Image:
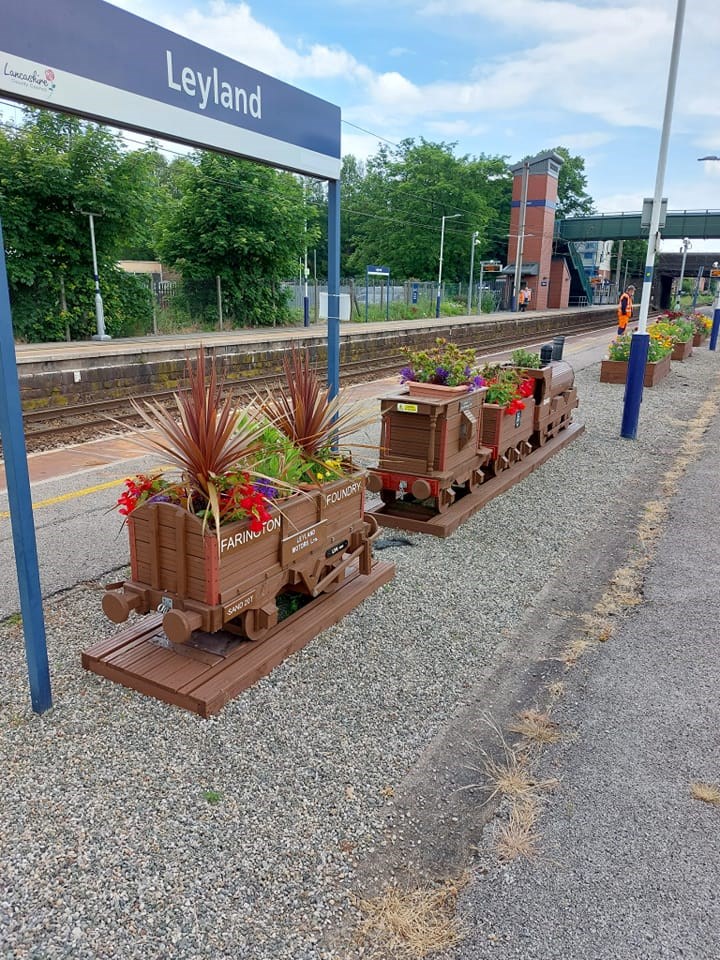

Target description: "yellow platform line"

left=0, top=477, right=127, bottom=520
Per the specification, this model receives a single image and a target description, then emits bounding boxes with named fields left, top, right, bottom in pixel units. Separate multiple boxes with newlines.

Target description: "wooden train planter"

left=367, top=360, right=582, bottom=537
left=101, top=473, right=381, bottom=646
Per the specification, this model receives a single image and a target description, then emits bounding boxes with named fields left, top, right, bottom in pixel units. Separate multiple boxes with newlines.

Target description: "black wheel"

left=380, top=489, right=397, bottom=505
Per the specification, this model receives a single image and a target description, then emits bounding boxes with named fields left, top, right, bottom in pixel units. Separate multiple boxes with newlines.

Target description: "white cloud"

left=110, top=0, right=372, bottom=84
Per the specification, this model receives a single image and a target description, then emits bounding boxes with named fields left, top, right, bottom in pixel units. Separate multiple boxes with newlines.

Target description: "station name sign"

left=0, top=0, right=341, bottom=179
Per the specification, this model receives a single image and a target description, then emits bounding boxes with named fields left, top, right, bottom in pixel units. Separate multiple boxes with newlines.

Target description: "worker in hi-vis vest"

left=617, top=284, right=635, bottom=336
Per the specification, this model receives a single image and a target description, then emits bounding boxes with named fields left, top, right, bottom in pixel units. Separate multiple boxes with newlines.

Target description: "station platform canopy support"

left=0, top=0, right=342, bottom=712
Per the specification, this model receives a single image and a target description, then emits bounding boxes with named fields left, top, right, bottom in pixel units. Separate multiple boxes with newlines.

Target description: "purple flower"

left=148, top=493, right=172, bottom=503
left=431, top=366, right=450, bottom=385
left=469, top=374, right=486, bottom=392
left=254, top=479, right=278, bottom=500
left=399, top=365, right=415, bottom=383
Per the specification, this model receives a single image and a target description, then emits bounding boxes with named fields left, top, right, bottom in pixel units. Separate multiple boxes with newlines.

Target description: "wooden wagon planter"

left=480, top=397, right=536, bottom=472
left=102, top=474, right=377, bottom=644
left=692, top=332, right=708, bottom=347
left=86, top=474, right=394, bottom=715
left=599, top=354, right=671, bottom=387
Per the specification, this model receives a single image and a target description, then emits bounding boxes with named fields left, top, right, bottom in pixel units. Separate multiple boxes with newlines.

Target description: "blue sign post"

left=0, top=0, right=342, bottom=711
left=0, top=222, right=52, bottom=713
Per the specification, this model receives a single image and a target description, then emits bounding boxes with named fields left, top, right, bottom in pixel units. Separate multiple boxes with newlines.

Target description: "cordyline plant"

left=257, top=346, right=374, bottom=482
left=123, top=345, right=266, bottom=539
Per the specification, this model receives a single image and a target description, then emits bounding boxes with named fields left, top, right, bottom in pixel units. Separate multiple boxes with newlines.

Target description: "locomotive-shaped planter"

left=102, top=473, right=378, bottom=646
left=367, top=360, right=579, bottom=523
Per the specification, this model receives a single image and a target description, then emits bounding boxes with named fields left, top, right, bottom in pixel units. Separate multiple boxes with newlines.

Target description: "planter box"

left=405, top=381, right=471, bottom=399
left=480, top=398, right=536, bottom=468
left=103, top=473, right=375, bottom=643
left=671, top=338, right=693, bottom=361
left=692, top=333, right=708, bottom=347
left=599, top=354, right=671, bottom=387
left=505, top=361, right=578, bottom=437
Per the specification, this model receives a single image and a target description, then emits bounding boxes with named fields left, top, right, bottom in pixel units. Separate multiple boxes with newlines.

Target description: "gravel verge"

left=1, top=349, right=718, bottom=960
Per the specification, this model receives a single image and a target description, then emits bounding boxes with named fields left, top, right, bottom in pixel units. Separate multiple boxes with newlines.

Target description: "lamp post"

left=621, top=0, right=685, bottom=440
left=467, top=230, right=480, bottom=313
left=79, top=210, right=110, bottom=341
left=436, top=213, right=461, bottom=318
left=512, top=160, right=529, bottom=311
left=675, top=237, right=691, bottom=309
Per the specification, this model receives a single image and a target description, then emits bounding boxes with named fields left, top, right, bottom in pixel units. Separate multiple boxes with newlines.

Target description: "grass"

left=495, top=797, right=539, bottom=862
left=508, top=710, right=562, bottom=746
left=690, top=782, right=720, bottom=805
left=203, top=789, right=223, bottom=804
left=357, top=875, right=469, bottom=958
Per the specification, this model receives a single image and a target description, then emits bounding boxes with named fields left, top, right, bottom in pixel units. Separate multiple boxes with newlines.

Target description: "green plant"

left=258, top=346, right=374, bottom=481
left=689, top=312, right=712, bottom=337
left=203, top=789, right=223, bottom=804
left=510, top=348, right=542, bottom=369
left=607, top=330, right=672, bottom=362
left=480, top=364, right=535, bottom=412
left=652, top=318, right=693, bottom=344
left=400, top=338, right=481, bottom=388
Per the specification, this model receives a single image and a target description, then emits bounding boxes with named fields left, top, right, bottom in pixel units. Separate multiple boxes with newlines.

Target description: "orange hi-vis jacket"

left=617, top=291, right=634, bottom=330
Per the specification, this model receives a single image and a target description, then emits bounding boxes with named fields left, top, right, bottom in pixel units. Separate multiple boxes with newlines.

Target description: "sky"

left=6, top=0, right=720, bottom=245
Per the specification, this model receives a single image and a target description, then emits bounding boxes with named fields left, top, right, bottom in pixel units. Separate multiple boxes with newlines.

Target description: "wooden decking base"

left=369, top=422, right=585, bottom=538
left=82, top=560, right=395, bottom=717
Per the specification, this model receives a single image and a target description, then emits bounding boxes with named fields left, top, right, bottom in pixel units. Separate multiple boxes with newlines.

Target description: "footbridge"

left=555, top=209, right=720, bottom=241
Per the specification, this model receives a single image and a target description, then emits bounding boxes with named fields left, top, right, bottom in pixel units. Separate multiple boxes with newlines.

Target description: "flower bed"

left=599, top=353, right=671, bottom=387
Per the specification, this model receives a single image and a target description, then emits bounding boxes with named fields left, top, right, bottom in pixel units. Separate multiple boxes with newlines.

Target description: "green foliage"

left=400, top=337, right=479, bottom=387
left=342, top=139, right=512, bottom=279
left=0, top=109, right=157, bottom=341
left=510, top=348, right=542, bottom=369
left=157, top=152, right=310, bottom=327
left=480, top=366, right=522, bottom=405
left=537, top=146, right=595, bottom=218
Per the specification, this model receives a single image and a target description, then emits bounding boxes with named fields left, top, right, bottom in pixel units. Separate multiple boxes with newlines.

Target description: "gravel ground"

left=2, top=349, right=718, bottom=959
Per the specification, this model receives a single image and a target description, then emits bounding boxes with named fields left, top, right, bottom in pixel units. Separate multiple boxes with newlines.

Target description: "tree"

left=157, top=152, right=310, bottom=326
left=342, top=138, right=513, bottom=281
left=541, top=146, right=595, bottom=219
left=0, top=109, right=155, bottom=340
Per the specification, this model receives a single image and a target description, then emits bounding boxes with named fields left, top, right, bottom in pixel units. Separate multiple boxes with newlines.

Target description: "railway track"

left=11, top=312, right=623, bottom=454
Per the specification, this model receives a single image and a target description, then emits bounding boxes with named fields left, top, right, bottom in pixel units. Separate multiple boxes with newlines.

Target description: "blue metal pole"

left=710, top=295, right=720, bottom=351
left=303, top=295, right=309, bottom=327
left=386, top=276, right=390, bottom=322
left=327, top=179, right=340, bottom=399
left=365, top=272, right=368, bottom=324
left=620, top=333, right=650, bottom=439
left=0, top=219, right=52, bottom=713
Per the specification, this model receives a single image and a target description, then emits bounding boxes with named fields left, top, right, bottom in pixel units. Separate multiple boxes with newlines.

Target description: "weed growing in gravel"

left=356, top=874, right=469, bottom=958
left=495, top=797, right=539, bottom=862
left=690, top=782, right=720, bottom=805
left=508, top=710, right=562, bottom=747
left=203, top=789, right=223, bottom=804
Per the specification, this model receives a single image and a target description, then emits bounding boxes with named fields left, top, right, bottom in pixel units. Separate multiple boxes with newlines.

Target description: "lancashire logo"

left=3, top=60, right=57, bottom=99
